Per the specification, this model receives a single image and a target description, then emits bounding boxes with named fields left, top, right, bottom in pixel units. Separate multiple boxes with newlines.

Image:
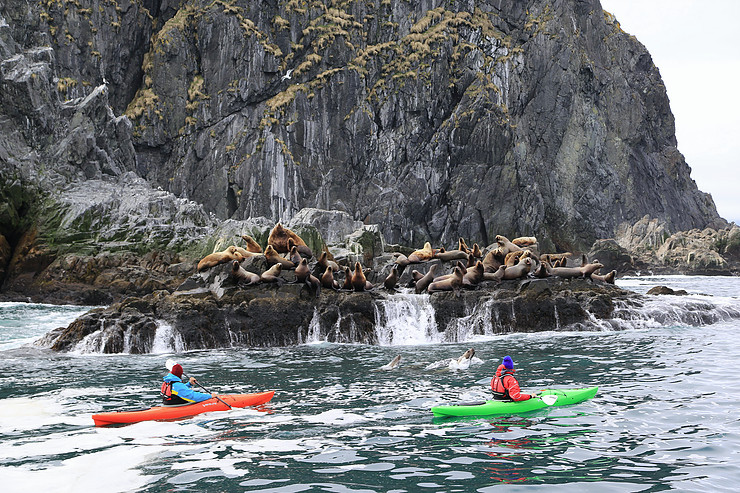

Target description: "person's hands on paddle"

left=189, top=376, right=198, bottom=386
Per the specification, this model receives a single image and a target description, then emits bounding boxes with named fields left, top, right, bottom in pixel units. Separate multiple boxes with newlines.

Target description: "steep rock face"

left=0, top=0, right=726, bottom=280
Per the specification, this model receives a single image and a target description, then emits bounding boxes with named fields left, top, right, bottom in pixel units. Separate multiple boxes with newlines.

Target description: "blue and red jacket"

left=491, top=364, right=532, bottom=401
left=161, top=373, right=212, bottom=405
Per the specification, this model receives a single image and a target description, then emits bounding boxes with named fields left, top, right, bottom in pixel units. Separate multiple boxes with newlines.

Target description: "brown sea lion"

left=471, top=243, right=483, bottom=258
left=232, top=245, right=261, bottom=259
left=304, top=273, right=321, bottom=298
left=351, top=262, right=373, bottom=292
left=321, top=266, right=340, bottom=290
left=240, top=235, right=263, bottom=253
left=545, top=261, right=604, bottom=279
left=317, top=251, right=339, bottom=272
left=231, top=260, right=261, bottom=285
left=294, top=258, right=310, bottom=284
left=197, top=246, right=244, bottom=272
left=433, top=261, right=468, bottom=283
left=591, top=269, right=617, bottom=284
left=288, top=245, right=302, bottom=267
left=408, top=242, right=435, bottom=262
left=260, top=263, right=283, bottom=283
left=434, top=249, right=469, bottom=262
left=494, top=235, right=522, bottom=257
left=414, top=264, right=439, bottom=294
left=341, top=266, right=353, bottom=290
left=458, top=237, right=471, bottom=253
left=267, top=222, right=307, bottom=253
left=427, top=266, right=464, bottom=293
left=482, top=264, right=506, bottom=282
left=504, top=250, right=526, bottom=267
left=288, top=238, right=313, bottom=258
left=462, top=261, right=485, bottom=288
left=482, top=250, right=503, bottom=273
left=264, top=244, right=295, bottom=269
left=512, top=236, right=537, bottom=247
left=384, top=265, right=399, bottom=291
left=533, top=262, right=549, bottom=278
left=502, top=257, right=532, bottom=280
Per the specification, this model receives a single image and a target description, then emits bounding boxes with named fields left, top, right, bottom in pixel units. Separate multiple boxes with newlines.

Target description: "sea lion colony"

left=197, top=224, right=617, bottom=296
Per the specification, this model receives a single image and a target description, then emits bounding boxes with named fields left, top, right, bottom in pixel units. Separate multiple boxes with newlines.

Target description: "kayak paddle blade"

left=165, top=359, right=177, bottom=371
left=541, top=395, right=558, bottom=406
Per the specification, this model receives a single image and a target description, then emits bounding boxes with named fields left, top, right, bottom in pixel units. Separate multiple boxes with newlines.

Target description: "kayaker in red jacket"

left=491, top=355, right=533, bottom=401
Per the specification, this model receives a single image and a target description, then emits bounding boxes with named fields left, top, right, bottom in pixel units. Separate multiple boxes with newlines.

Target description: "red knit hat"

left=171, top=364, right=183, bottom=377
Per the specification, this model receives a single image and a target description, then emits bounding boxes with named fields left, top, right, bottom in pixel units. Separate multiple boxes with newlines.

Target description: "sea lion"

left=341, top=266, right=353, bottom=290
left=591, top=269, right=617, bottom=284
left=432, top=261, right=467, bottom=283
left=482, top=264, right=506, bottom=282
left=494, top=235, right=522, bottom=257
left=240, top=235, right=263, bottom=253
left=264, top=244, right=295, bottom=269
left=512, top=236, right=537, bottom=247
left=232, top=245, right=261, bottom=259
left=351, top=262, right=372, bottom=291
left=462, top=261, right=485, bottom=288
left=320, top=266, right=340, bottom=290
left=533, top=262, right=549, bottom=278
left=545, top=261, right=604, bottom=279
left=384, top=265, right=399, bottom=291
left=197, top=246, right=244, bottom=272
left=482, top=250, right=503, bottom=273
left=317, top=251, right=339, bottom=273
left=435, top=249, right=469, bottom=262
left=231, top=260, right=261, bottom=285
left=288, top=245, right=302, bottom=267
left=504, top=250, right=525, bottom=267
left=377, top=355, right=401, bottom=371
left=288, top=238, right=313, bottom=258
left=294, top=258, right=310, bottom=283
left=408, top=242, right=435, bottom=262
left=428, top=265, right=464, bottom=293
left=414, top=264, right=438, bottom=294
left=267, top=222, right=308, bottom=253
left=304, top=273, right=321, bottom=298
left=471, top=243, right=483, bottom=258
left=260, top=263, right=283, bottom=283
left=458, top=237, right=471, bottom=253
left=502, top=257, right=532, bottom=280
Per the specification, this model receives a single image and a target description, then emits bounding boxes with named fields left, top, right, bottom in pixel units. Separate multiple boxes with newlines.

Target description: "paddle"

left=540, top=394, right=558, bottom=406
left=165, top=359, right=232, bottom=409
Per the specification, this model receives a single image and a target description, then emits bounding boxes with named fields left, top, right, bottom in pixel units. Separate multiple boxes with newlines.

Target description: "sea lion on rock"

left=502, top=257, right=532, bottom=280
left=482, top=250, right=502, bottom=273
left=264, top=245, right=295, bottom=269
left=482, top=264, right=506, bottom=282
left=512, top=236, right=537, bottom=247
left=303, top=273, right=321, bottom=298
left=494, top=235, right=522, bottom=257
left=458, top=237, right=471, bottom=254
left=428, top=266, right=464, bottom=293
left=433, top=261, right=467, bottom=283
left=317, top=251, right=339, bottom=272
left=231, top=260, right=261, bottom=285
left=321, top=266, right=340, bottom=290
left=591, top=269, right=617, bottom=284
left=260, top=263, right=283, bottom=283
left=463, top=261, right=485, bottom=288
left=288, top=238, right=313, bottom=258
left=351, top=262, right=373, bottom=292
left=384, top=265, right=399, bottom=291
left=341, top=266, right=353, bottom=290
left=504, top=250, right=525, bottom=267
left=288, top=246, right=302, bottom=267
left=408, top=242, right=435, bottom=262
left=197, top=246, right=243, bottom=272
left=471, top=244, right=483, bottom=258
left=268, top=222, right=308, bottom=254
left=240, top=235, right=263, bottom=253
left=294, top=258, right=310, bottom=283
left=414, top=264, right=438, bottom=294
left=545, top=261, right=604, bottom=279
left=435, top=249, right=469, bottom=262
left=232, top=245, right=261, bottom=259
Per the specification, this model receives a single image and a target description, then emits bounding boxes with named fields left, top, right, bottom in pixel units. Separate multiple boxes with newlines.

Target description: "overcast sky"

left=599, top=0, right=740, bottom=225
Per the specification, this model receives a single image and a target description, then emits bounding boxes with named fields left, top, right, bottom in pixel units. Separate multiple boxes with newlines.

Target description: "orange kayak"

left=92, top=391, right=275, bottom=426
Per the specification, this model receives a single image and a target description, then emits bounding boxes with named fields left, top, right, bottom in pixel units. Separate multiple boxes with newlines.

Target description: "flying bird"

left=281, top=69, right=293, bottom=82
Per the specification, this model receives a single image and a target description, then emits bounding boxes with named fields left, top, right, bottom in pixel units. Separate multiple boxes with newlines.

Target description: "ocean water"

left=1, top=276, right=740, bottom=492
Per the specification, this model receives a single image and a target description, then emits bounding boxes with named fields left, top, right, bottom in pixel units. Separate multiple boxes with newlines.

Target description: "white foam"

left=303, top=409, right=368, bottom=426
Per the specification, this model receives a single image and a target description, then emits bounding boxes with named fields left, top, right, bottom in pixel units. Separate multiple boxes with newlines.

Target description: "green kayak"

left=431, top=386, right=598, bottom=418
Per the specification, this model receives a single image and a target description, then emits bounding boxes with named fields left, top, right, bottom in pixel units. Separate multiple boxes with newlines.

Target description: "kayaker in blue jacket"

left=161, top=363, right=215, bottom=405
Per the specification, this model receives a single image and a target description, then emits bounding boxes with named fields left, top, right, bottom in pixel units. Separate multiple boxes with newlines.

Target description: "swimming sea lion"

left=197, top=246, right=244, bottom=272
left=231, top=260, right=261, bottom=285
left=267, top=222, right=307, bottom=254
left=264, top=244, right=295, bottom=269
left=502, top=257, right=532, bottom=280
left=408, top=242, right=435, bottom=262
left=482, top=264, right=506, bottom=282
left=427, top=266, right=464, bottom=293
left=377, top=355, right=401, bottom=371
left=414, top=264, right=438, bottom=294
left=384, top=265, right=399, bottom=291
left=260, top=263, right=283, bottom=283
left=320, top=266, right=340, bottom=290
left=240, top=235, right=263, bottom=253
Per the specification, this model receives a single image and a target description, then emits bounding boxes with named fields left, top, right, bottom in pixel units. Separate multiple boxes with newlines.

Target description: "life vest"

left=491, top=371, right=516, bottom=401
left=161, top=381, right=189, bottom=405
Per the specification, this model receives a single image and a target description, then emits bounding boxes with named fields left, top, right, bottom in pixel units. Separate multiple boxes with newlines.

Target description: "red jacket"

left=491, top=364, right=532, bottom=401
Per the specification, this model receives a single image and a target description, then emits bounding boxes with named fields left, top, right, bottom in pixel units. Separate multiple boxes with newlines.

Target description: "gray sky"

left=599, top=0, right=740, bottom=225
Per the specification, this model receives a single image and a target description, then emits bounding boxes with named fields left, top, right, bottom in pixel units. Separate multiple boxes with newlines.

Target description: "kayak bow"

left=92, top=391, right=274, bottom=426
left=431, top=387, right=597, bottom=418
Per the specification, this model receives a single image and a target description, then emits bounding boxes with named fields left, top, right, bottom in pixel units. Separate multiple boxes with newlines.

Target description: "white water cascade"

left=374, top=293, right=440, bottom=345
left=445, top=297, right=496, bottom=342
left=151, top=320, right=185, bottom=353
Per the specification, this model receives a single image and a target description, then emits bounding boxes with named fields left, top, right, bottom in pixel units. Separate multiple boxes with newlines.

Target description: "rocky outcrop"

left=0, top=1, right=726, bottom=284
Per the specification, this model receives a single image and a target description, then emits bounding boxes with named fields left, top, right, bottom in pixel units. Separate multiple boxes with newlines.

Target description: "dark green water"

left=1, top=276, right=739, bottom=492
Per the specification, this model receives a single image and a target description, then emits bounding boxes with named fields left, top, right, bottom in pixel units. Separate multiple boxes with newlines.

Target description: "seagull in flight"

left=281, top=69, right=293, bottom=82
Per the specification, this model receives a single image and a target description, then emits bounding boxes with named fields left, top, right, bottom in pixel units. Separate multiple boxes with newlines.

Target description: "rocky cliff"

left=0, top=0, right=728, bottom=298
